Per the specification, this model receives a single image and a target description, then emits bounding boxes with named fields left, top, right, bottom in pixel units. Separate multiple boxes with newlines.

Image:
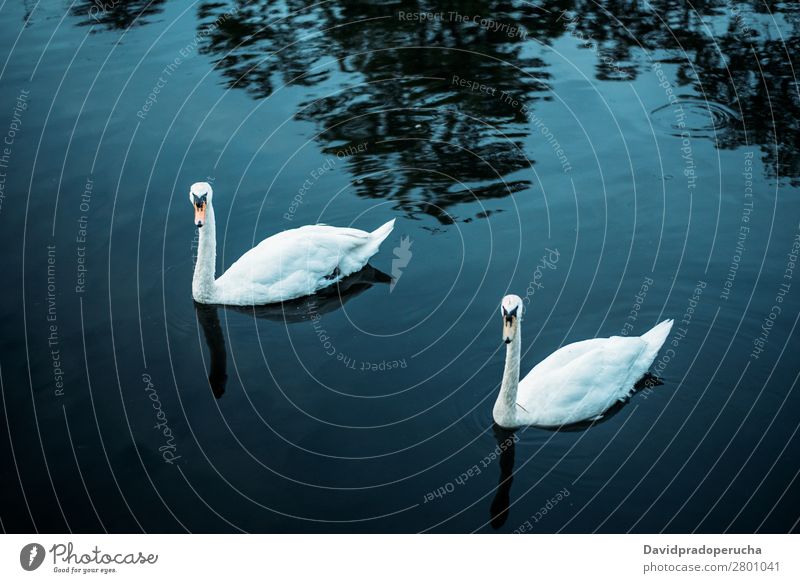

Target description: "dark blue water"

left=1, top=0, right=799, bottom=533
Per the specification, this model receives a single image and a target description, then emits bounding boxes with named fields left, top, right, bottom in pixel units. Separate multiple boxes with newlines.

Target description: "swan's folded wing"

left=519, top=336, right=648, bottom=425
left=215, top=225, right=377, bottom=297
left=522, top=338, right=607, bottom=379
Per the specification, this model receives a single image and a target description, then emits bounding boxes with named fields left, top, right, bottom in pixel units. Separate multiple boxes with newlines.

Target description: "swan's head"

left=189, top=182, right=213, bottom=227
left=500, top=294, right=523, bottom=344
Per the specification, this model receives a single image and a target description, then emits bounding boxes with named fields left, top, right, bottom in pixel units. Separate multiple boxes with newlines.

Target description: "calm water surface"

left=1, top=0, right=799, bottom=533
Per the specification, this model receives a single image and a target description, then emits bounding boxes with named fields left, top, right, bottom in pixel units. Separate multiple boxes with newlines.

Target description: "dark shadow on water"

left=194, top=303, right=228, bottom=399
left=489, top=423, right=517, bottom=530
left=194, top=265, right=391, bottom=398
left=635, top=372, right=665, bottom=392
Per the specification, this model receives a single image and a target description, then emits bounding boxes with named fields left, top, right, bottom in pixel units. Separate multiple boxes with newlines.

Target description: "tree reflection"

left=558, top=0, right=800, bottom=184
left=194, top=0, right=799, bottom=205
left=198, top=0, right=552, bottom=221
left=71, top=0, right=167, bottom=30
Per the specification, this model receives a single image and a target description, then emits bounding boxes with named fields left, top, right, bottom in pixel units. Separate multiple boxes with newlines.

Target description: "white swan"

left=189, top=182, right=395, bottom=305
left=494, top=294, right=673, bottom=428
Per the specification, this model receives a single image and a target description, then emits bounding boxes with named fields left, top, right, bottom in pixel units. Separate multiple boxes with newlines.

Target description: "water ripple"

left=651, top=98, right=741, bottom=139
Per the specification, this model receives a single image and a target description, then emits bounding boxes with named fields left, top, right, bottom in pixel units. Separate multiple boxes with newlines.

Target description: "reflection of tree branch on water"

left=194, top=265, right=391, bottom=398
left=196, top=0, right=551, bottom=221
left=192, top=0, right=800, bottom=198
left=70, top=0, right=167, bottom=30
left=66, top=1, right=800, bottom=186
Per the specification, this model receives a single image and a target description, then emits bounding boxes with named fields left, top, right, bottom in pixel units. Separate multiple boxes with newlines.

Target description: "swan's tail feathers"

left=641, top=319, right=673, bottom=348
left=370, top=218, right=395, bottom=247
left=639, top=319, right=673, bottom=368
left=357, top=219, right=396, bottom=264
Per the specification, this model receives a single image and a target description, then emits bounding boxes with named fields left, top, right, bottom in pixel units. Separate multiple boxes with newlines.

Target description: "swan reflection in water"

left=194, top=265, right=392, bottom=399
left=489, top=423, right=517, bottom=530
left=488, top=373, right=663, bottom=530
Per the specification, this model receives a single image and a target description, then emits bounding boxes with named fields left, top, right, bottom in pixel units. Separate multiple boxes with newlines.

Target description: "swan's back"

left=215, top=221, right=394, bottom=304
left=517, top=320, right=673, bottom=426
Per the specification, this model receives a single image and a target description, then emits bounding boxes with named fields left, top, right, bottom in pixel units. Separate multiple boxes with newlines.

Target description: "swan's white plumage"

left=494, top=295, right=672, bottom=428
left=190, top=182, right=394, bottom=305
left=213, top=223, right=394, bottom=305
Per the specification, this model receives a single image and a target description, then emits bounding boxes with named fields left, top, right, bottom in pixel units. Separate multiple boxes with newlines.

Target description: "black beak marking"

left=502, top=305, right=518, bottom=324
left=193, top=192, right=207, bottom=227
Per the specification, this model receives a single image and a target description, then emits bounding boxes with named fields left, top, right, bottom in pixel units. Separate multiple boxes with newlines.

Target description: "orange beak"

left=194, top=203, right=206, bottom=227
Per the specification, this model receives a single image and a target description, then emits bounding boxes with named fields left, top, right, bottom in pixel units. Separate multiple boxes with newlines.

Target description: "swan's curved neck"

left=495, top=323, right=522, bottom=427
left=192, top=203, right=218, bottom=303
